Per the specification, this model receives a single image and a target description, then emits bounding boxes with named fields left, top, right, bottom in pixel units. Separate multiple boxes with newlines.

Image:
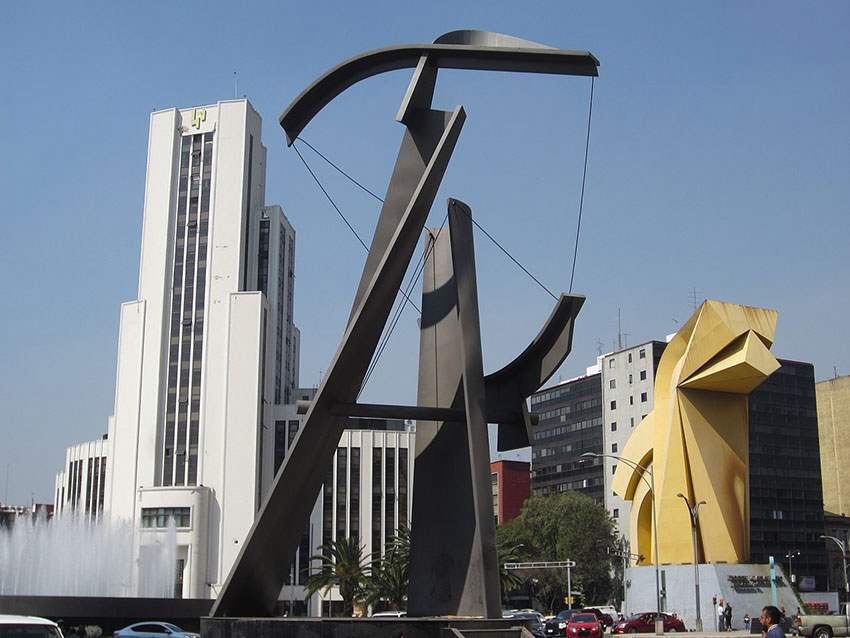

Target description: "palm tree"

left=498, top=542, right=526, bottom=603
left=366, top=525, right=411, bottom=610
left=304, top=537, right=371, bottom=616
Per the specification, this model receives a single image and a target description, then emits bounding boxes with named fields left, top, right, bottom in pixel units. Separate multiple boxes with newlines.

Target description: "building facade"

left=600, top=341, right=666, bottom=529
left=490, top=460, right=530, bottom=524
left=103, top=100, right=297, bottom=598
left=529, top=366, right=603, bottom=502
left=816, top=375, right=850, bottom=517
left=748, top=360, right=827, bottom=589
left=268, top=411, right=415, bottom=616
left=54, top=434, right=109, bottom=521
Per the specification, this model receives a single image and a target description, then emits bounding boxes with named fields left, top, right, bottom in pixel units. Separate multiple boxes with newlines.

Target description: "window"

left=610, top=422, right=617, bottom=432
left=613, top=508, right=619, bottom=518
left=612, top=465, right=617, bottom=475
left=628, top=374, right=633, bottom=384
left=610, top=400, right=616, bottom=410
left=609, top=359, right=615, bottom=368
left=629, top=396, right=634, bottom=405
left=639, top=348, right=646, bottom=359
left=628, top=353, right=633, bottom=363
left=630, top=417, right=635, bottom=427
left=612, top=443, right=618, bottom=453
left=640, top=370, right=647, bottom=381
left=140, top=507, right=190, bottom=528
left=641, top=392, right=648, bottom=402
left=609, top=379, right=616, bottom=389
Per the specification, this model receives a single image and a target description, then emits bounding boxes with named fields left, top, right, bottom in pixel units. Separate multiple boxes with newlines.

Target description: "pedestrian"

left=718, top=602, right=725, bottom=631
left=761, top=606, right=784, bottom=638
left=725, top=603, right=733, bottom=631
left=744, top=613, right=751, bottom=632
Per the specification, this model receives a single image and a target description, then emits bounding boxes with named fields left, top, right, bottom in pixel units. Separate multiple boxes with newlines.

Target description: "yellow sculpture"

left=612, top=300, right=780, bottom=565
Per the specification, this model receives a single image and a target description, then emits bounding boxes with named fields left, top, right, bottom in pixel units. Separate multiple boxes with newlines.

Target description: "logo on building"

left=191, top=108, right=207, bottom=129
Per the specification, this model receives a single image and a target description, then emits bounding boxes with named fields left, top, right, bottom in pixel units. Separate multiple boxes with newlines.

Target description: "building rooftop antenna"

left=617, top=308, right=629, bottom=350
left=234, top=71, right=238, bottom=99
left=691, top=286, right=701, bottom=311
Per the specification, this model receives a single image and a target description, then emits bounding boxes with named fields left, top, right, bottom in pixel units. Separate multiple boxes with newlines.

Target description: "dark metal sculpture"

left=211, top=30, right=597, bottom=618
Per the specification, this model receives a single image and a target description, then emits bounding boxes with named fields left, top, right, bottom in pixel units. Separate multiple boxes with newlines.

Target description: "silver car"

left=113, top=624, right=198, bottom=638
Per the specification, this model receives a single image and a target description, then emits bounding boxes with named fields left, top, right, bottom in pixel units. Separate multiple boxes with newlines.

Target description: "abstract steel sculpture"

left=211, top=30, right=598, bottom=618
left=612, top=300, right=780, bottom=566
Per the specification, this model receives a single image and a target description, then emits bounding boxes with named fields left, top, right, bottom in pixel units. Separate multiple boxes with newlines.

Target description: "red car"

left=612, top=612, right=686, bottom=633
left=567, top=613, right=604, bottom=638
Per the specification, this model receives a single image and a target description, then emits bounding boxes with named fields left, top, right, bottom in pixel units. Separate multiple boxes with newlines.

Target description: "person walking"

left=725, top=603, right=733, bottom=631
left=744, top=613, right=751, bottom=632
left=718, top=602, right=725, bottom=631
left=761, top=606, right=784, bottom=638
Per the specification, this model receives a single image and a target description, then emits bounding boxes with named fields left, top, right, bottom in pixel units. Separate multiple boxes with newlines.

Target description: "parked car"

left=509, top=612, right=546, bottom=638
left=0, top=615, right=64, bottom=638
left=582, top=608, right=614, bottom=629
left=567, top=613, right=605, bottom=637
left=113, top=623, right=199, bottom=638
left=596, top=607, right=620, bottom=624
left=545, top=610, right=580, bottom=637
left=612, top=612, right=686, bottom=633
left=795, top=603, right=849, bottom=638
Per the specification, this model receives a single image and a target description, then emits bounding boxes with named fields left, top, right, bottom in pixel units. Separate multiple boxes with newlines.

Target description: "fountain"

left=0, top=512, right=210, bottom=633
left=0, top=511, right=176, bottom=597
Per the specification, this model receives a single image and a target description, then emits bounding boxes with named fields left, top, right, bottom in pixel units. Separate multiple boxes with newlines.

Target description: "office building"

left=529, top=365, right=603, bottom=502
left=269, top=408, right=415, bottom=616
left=103, top=99, right=297, bottom=598
left=816, top=374, right=850, bottom=517
left=490, top=460, right=530, bottom=524
left=600, top=341, right=666, bottom=528
left=748, top=359, right=827, bottom=589
left=54, top=434, right=109, bottom=521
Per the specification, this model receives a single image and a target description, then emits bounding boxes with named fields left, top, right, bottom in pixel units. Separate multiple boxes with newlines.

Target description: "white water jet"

left=0, top=512, right=176, bottom=597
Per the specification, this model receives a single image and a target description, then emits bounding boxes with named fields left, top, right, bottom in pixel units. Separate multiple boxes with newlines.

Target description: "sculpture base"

left=201, top=616, right=529, bottom=638
left=624, top=563, right=807, bottom=632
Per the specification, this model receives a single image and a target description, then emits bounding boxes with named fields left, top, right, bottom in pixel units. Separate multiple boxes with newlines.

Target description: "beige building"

left=817, top=374, right=850, bottom=516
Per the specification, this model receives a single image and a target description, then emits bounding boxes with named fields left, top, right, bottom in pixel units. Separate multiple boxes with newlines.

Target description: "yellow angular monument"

left=612, top=300, right=780, bottom=565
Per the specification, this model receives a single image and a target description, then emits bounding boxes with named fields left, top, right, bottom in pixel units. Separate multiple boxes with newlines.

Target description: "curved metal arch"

left=279, top=29, right=599, bottom=144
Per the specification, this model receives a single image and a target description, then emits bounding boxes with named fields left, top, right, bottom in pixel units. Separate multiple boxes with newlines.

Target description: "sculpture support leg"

left=408, top=199, right=500, bottom=617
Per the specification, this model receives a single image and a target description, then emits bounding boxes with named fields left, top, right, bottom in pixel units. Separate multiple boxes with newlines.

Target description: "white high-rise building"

left=104, top=99, right=297, bottom=598
left=600, top=341, right=667, bottom=532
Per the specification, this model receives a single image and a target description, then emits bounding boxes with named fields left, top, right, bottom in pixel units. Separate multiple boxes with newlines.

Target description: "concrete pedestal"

left=623, top=563, right=803, bottom=632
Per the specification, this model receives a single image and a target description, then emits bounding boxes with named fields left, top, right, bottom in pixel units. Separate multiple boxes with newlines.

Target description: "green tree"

left=304, top=537, right=371, bottom=616
left=496, top=491, right=618, bottom=609
left=365, top=525, right=411, bottom=611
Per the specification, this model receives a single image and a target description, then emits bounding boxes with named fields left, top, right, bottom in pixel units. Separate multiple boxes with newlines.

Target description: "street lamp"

left=677, top=493, right=706, bottom=632
left=582, top=452, right=663, bottom=635
left=820, top=535, right=849, bottom=607
left=785, top=549, right=801, bottom=585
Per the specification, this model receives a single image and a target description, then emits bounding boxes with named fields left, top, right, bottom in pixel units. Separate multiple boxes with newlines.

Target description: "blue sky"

left=1, top=2, right=848, bottom=506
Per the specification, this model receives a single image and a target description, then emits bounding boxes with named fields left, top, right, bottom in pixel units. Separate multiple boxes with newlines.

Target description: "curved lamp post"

left=677, top=493, right=706, bottom=632
left=820, top=535, right=849, bottom=607
left=582, top=452, right=663, bottom=635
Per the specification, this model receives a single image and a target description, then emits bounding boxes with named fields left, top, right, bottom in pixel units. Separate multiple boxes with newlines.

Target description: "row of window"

left=140, top=506, right=190, bottom=528
left=532, top=416, right=603, bottom=443
left=608, top=348, right=647, bottom=368
left=608, top=370, right=648, bottom=388
left=609, top=394, right=647, bottom=410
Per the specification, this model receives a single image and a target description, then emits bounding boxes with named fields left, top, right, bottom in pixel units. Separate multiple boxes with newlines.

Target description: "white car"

left=0, top=615, right=64, bottom=638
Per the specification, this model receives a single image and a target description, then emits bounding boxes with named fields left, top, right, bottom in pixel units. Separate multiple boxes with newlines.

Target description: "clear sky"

left=1, top=2, right=848, bottom=506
